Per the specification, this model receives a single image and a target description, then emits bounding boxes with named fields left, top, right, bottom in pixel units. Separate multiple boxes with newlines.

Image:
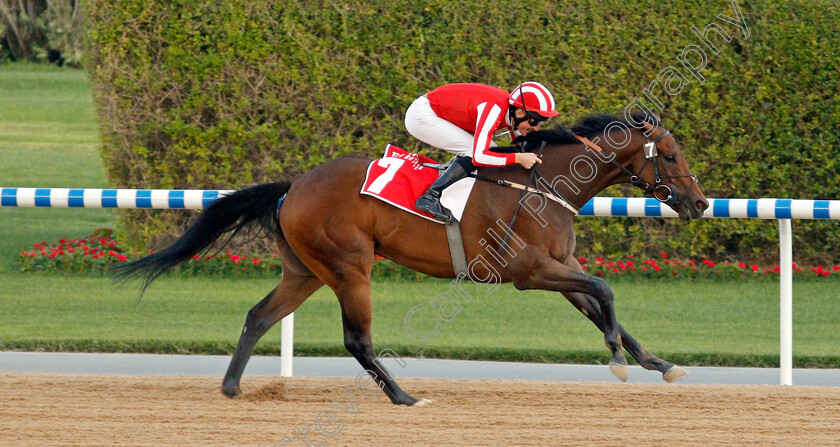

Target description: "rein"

left=471, top=141, right=578, bottom=253
left=469, top=126, right=700, bottom=253
left=498, top=141, right=546, bottom=253
left=482, top=176, right=580, bottom=214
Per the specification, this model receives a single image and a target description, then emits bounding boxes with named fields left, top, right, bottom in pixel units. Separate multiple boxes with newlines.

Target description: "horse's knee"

left=343, top=333, right=373, bottom=359
left=591, top=278, right=614, bottom=304
left=244, top=307, right=273, bottom=336
left=343, top=336, right=360, bottom=354
left=244, top=285, right=291, bottom=335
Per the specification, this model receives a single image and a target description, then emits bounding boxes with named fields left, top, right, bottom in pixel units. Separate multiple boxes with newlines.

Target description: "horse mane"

left=517, top=112, right=661, bottom=149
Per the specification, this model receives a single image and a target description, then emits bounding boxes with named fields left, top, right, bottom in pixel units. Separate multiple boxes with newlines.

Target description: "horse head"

left=557, top=114, right=708, bottom=220
left=623, top=120, right=709, bottom=220
left=518, top=113, right=709, bottom=220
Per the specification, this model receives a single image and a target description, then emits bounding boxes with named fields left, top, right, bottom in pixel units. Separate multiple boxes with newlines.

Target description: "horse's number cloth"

left=360, top=145, right=475, bottom=223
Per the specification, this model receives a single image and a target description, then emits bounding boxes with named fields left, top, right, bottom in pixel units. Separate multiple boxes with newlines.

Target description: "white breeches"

left=405, top=95, right=495, bottom=158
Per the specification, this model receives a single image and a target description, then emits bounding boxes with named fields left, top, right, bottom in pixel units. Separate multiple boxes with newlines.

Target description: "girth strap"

left=427, top=167, right=469, bottom=278
left=444, top=219, right=469, bottom=278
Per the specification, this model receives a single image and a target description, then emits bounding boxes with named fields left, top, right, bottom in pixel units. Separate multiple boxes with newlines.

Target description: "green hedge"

left=85, top=0, right=840, bottom=262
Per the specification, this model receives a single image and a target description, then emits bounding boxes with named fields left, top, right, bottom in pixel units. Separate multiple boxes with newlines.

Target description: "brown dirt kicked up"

left=1, top=373, right=838, bottom=446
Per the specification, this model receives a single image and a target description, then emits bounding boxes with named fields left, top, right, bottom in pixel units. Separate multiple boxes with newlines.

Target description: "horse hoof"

left=663, top=365, right=689, bottom=383
left=221, top=383, right=242, bottom=398
left=411, top=398, right=432, bottom=407
left=609, top=361, right=629, bottom=382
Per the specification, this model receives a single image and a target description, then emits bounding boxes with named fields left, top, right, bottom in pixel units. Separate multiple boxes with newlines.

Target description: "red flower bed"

left=578, top=253, right=839, bottom=279
left=19, top=229, right=282, bottom=277
left=18, top=230, right=417, bottom=279
left=19, top=231, right=840, bottom=280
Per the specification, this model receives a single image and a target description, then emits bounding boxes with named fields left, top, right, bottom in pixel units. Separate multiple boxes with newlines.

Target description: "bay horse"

left=113, top=113, right=708, bottom=406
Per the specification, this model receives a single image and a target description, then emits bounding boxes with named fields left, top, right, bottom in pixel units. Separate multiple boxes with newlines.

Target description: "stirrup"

left=415, top=194, right=453, bottom=222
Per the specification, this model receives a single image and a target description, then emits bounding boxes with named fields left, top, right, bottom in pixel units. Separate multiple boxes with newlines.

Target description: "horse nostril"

left=696, top=199, right=709, bottom=211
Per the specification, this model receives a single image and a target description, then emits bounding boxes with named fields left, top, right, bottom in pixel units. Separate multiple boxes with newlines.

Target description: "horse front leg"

left=513, top=256, right=629, bottom=381
left=561, top=291, right=689, bottom=383
left=559, top=256, right=688, bottom=382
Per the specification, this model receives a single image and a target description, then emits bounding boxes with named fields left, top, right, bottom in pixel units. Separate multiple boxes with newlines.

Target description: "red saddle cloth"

left=360, top=144, right=441, bottom=221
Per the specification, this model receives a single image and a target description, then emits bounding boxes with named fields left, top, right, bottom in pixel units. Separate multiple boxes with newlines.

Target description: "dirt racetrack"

left=2, top=373, right=838, bottom=446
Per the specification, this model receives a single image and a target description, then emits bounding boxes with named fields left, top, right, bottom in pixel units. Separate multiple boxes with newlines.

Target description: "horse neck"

left=540, top=132, right=647, bottom=209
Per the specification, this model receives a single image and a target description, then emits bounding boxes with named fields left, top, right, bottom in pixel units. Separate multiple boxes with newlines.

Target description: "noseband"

left=576, top=130, right=699, bottom=206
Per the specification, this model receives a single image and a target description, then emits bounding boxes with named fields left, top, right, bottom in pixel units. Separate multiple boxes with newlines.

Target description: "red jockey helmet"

left=508, top=81, right=559, bottom=118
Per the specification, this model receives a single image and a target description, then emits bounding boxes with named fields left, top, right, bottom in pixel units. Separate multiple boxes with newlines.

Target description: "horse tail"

left=111, top=181, right=292, bottom=293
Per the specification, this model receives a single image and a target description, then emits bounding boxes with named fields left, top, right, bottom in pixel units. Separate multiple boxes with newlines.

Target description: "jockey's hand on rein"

left=515, top=152, right=542, bottom=169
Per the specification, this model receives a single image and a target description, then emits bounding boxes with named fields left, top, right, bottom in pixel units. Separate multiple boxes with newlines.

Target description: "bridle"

left=575, top=128, right=699, bottom=207
left=478, top=127, right=701, bottom=252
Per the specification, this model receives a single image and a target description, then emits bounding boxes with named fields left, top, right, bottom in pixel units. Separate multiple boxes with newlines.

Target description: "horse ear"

left=641, top=120, right=656, bottom=137
left=642, top=115, right=664, bottom=138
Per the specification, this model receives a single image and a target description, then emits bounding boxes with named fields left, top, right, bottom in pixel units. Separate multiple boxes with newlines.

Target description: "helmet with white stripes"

left=508, top=81, right=559, bottom=118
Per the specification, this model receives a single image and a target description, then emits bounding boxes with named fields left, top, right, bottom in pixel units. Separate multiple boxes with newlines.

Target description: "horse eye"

left=664, top=155, right=677, bottom=162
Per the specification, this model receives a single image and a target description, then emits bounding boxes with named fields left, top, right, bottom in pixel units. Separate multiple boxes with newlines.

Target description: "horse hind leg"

left=221, top=265, right=324, bottom=398
left=561, top=291, right=689, bottom=383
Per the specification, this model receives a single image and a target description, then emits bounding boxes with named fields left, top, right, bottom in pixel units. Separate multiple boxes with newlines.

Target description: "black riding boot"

left=415, top=157, right=472, bottom=222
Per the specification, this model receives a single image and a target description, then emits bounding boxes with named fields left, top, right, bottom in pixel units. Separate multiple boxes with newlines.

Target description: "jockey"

left=405, top=81, right=560, bottom=222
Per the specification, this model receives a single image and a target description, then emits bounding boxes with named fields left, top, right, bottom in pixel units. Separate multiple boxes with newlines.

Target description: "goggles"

left=526, top=113, right=548, bottom=127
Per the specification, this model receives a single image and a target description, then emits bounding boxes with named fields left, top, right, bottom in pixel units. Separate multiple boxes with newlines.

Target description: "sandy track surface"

left=2, top=373, right=838, bottom=446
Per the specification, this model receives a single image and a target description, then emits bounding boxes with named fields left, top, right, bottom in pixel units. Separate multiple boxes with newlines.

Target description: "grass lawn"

left=0, top=63, right=113, bottom=271
left=1, top=272, right=838, bottom=367
left=1, top=64, right=838, bottom=368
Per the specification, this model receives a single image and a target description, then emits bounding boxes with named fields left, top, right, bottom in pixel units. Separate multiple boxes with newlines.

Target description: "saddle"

left=360, top=145, right=474, bottom=277
left=360, top=145, right=475, bottom=223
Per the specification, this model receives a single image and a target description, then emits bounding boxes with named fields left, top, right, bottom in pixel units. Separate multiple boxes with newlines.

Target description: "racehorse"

left=113, top=113, right=708, bottom=406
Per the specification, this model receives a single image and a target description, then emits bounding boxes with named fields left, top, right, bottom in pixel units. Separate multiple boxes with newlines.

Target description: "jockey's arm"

left=470, top=103, right=541, bottom=169
left=470, top=102, right=516, bottom=167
